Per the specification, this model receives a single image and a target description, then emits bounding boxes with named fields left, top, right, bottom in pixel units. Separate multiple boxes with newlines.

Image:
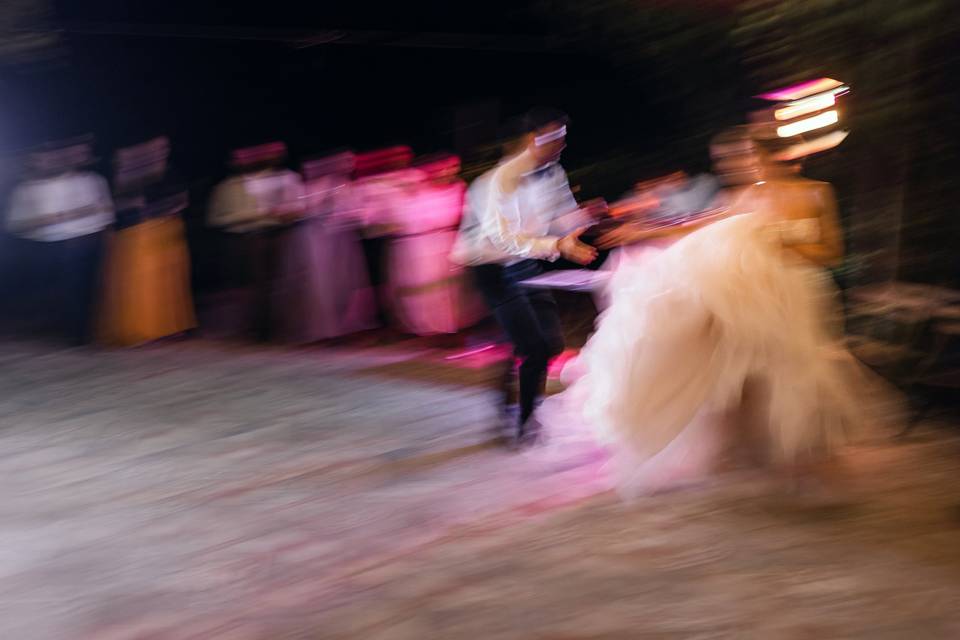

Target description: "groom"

left=455, top=108, right=599, bottom=446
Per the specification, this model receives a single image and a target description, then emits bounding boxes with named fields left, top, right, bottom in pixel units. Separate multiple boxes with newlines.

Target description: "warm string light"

left=774, top=131, right=850, bottom=161
left=758, top=78, right=843, bottom=101
left=777, top=110, right=839, bottom=138
left=774, top=85, right=849, bottom=121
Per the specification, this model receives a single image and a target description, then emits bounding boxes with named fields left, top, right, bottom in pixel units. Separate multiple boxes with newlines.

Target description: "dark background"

left=2, top=0, right=957, bottom=287
left=0, top=1, right=742, bottom=194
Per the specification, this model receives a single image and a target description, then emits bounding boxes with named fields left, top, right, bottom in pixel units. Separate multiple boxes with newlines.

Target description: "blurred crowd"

left=0, top=101, right=834, bottom=350
left=0, top=135, right=491, bottom=347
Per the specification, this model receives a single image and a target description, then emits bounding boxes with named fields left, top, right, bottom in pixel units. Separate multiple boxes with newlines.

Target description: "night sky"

left=0, top=0, right=747, bottom=205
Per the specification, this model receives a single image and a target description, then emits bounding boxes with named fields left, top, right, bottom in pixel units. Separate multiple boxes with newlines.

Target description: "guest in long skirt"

left=387, top=153, right=484, bottom=335
left=98, top=136, right=197, bottom=346
left=353, top=146, right=413, bottom=328
left=206, top=142, right=306, bottom=341
left=4, top=137, right=114, bottom=345
left=271, top=152, right=376, bottom=343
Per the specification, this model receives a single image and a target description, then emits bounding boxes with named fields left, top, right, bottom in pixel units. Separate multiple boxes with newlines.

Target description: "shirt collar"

left=520, top=160, right=558, bottom=179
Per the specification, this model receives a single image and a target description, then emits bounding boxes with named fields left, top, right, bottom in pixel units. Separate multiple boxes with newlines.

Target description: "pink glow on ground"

left=444, top=342, right=498, bottom=361
left=441, top=345, right=581, bottom=377
left=443, top=343, right=513, bottom=369
left=548, top=349, right=580, bottom=379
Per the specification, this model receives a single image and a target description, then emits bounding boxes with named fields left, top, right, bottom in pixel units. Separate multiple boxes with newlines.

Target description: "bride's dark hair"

left=710, top=126, right=795, bottom=166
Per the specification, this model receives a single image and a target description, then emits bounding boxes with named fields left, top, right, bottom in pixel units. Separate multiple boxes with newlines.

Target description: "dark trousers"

left=4, top=232, right=105, bottom=345
left=250, top=230, right=286, bottom=342
left=472, top=260, right=564, bottom=426
left=361, top=236, right=389, bottom=327
left=220, top=228, right=289, bottom=342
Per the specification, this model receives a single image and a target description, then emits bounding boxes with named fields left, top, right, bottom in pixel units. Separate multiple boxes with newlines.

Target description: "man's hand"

left=595, top=224, right=648, bottom=250
left=558, top=227, right=598, bottom=265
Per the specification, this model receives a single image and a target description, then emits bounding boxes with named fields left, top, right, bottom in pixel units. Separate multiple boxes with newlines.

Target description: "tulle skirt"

left=541, top=213, right=899, bottom=497
left=595, top=237, right=678, bottom=311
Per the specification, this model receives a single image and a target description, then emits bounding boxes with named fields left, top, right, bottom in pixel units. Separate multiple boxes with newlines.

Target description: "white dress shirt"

left=6, top=172, right=115, bottom=242
left=453, top=152, right=585, bottom=266
left=450, top=167, right=498, bottom=266
left=207, top=169, right=305, bottom=233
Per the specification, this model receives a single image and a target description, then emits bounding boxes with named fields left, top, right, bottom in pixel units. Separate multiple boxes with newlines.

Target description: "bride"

left=540, top=127, right=897, bottom=497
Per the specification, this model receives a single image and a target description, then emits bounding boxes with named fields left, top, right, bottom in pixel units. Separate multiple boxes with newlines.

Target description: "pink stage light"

left=758, top=78, right=844, bottom=102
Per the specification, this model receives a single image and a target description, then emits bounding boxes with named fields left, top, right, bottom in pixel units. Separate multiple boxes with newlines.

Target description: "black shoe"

left=489, top=404, right=518, bottom=445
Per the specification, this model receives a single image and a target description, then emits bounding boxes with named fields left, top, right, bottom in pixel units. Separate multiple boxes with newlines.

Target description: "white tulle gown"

left=540, top=185, right=896, bottom=498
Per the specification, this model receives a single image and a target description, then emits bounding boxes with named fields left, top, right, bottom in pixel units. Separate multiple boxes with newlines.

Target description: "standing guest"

left=271, top=151, right=376, bottom=343
left=206, top=142, right=305, bottom=341
left=353, top=146, right=414, bottom=330
left=387, top=153, right=484, bottom=336
left=98, top=136, right=196, bottom=346
left=462, top=107, right=603, bottom=445
left=5, top=137, right=114, bottom=345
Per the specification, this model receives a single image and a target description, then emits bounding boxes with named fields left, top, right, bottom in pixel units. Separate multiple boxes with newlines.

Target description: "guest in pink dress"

left=386, top=154, right=485, bottom=335
left=353, top=147, right=414, bottom=329
left=271, top=152, right=376, bottom=343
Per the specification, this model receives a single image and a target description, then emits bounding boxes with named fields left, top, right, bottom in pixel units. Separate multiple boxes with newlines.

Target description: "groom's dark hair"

left=523, top=107, right=569, bottom=133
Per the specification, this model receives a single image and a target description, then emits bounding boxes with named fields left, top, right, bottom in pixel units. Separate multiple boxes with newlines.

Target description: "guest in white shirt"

left=462, top=108, right=602, bottom=445
left=5, top=138, right=114, bottom=344
left=206, top=142, right=306, bottom=341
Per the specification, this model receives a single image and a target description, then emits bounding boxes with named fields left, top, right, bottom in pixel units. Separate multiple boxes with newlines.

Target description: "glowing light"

left=775, top=93, right=836, bottom=121
left=774, top=131, right=850, bottom=161
left=777, top=110, right=839, bottom=138
left=759, top=78, right=843, bottom=102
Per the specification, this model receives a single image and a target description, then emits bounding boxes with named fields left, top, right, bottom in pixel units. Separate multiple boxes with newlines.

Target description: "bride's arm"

left=594, top=207, right=730, bottom=249
left=785, top=185, right=844, bottom=268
